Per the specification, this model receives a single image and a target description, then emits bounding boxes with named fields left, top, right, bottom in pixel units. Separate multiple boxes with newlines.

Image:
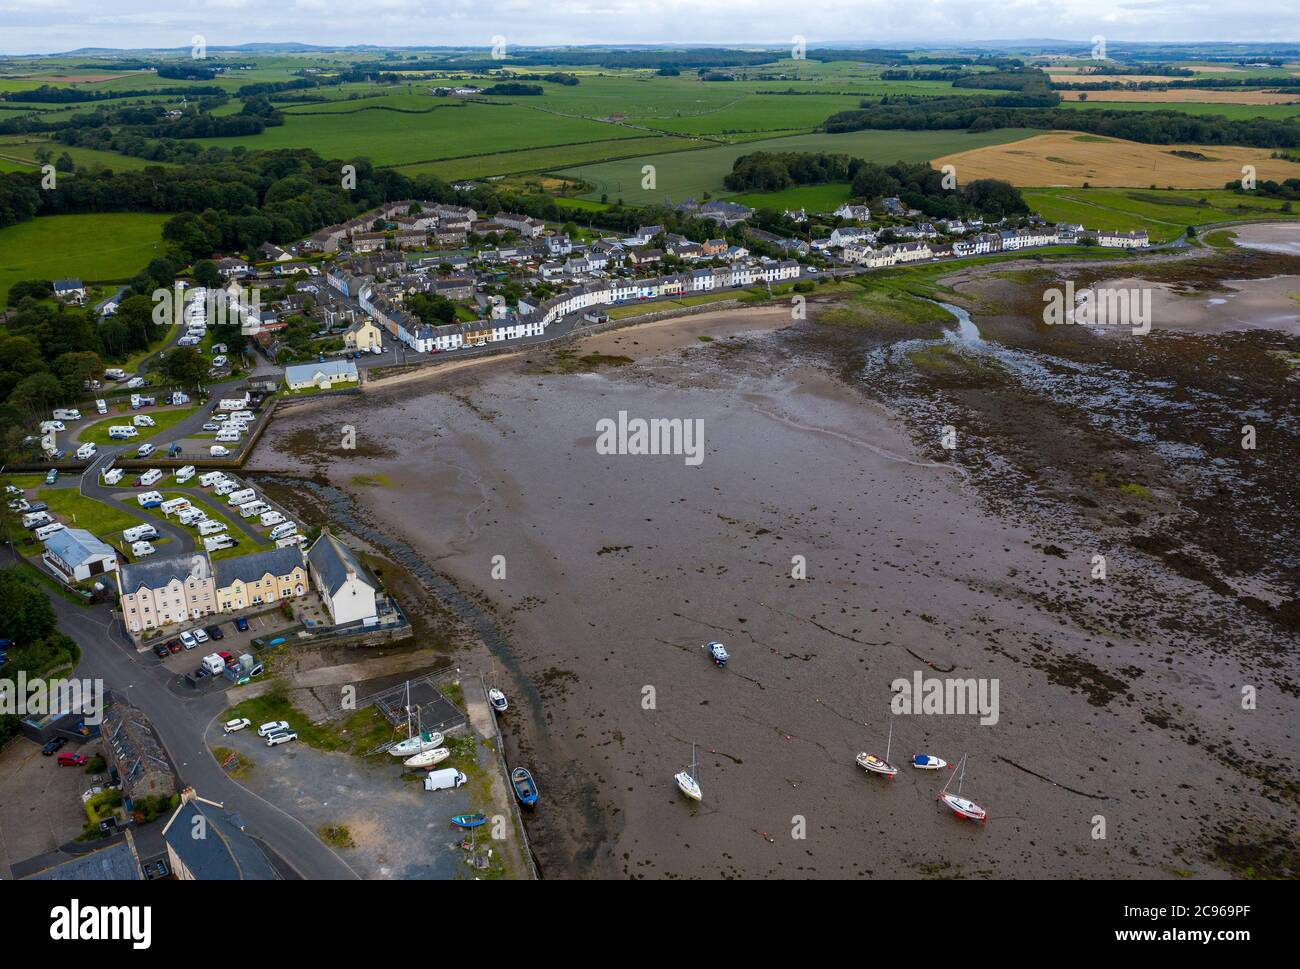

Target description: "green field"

left=1059, top=100, right=1300, bottom=121
left=36, top=488, right=143, bottom=537
left=139, top=491, right=272, bottom=561
left=729, top=182, right=854, bottom=213
left=390, top=134, right=703, bottom=181
left=1024, top=187, right=1300, bottom=242
left=559, top=128, right=1040, bottom=205
left=0, top=136, right=172, bottom=172
left=0, top=212, right=168, bottom=303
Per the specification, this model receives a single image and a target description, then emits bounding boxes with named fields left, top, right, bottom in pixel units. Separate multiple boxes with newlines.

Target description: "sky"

left=1, top=0, right=1297, bottom=56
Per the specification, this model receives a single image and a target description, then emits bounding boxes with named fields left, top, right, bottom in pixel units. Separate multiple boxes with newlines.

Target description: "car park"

left=179, top=631, right=197, bottom=650
left=257, top=720, right=289, bottom=737
left=223, top=718, right=251, bottom=733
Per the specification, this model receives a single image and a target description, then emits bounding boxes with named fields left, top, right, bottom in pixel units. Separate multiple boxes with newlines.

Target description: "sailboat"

left=937, top=752, right=987, bottom=823
left=389, top=681, right=445, bottom=757
left=674, top=741, right=702, bottom=801
left=404, top=747, right=450, bottom=769
left=856, top=721, right=899, bottom=778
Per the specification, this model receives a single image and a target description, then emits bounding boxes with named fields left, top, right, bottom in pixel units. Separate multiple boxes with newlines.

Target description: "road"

left=2, top=546, right=359, bottom=879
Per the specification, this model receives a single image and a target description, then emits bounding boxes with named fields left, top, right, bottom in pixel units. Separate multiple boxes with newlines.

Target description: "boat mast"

left=691, top=741, right=699, bottom=783
left=885, top=721, right=893, bottom=762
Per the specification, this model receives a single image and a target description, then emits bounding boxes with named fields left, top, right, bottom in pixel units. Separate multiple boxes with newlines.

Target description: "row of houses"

left=839, top=225, right=1149, bottom=267
left=117, top=530, right=379, bottom=635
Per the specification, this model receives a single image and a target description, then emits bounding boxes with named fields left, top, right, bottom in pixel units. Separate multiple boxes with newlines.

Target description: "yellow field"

left=1060, top=89, right=1300, bottom=105
left=933, top=132, right=1300, bottom=188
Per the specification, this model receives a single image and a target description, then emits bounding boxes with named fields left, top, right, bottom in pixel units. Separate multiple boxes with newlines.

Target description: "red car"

left=166, top=639, right=182, bottom=654
left=57, top=753, right=87, bottom=767
left=217, top=650, right=236, bottom=666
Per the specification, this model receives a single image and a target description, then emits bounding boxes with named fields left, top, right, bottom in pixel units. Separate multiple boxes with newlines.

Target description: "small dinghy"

left=707, top=641, right=729, bottom=668
left=937, top=752, right=987, bottom=823
left=450, top=813, right=487, bottom=828
left=912, top=754, right=948, bottom=770
left=488, top=688, right=508, bottom=713
left=511, top=767, right=539, bottom=807
left=675, top=741, right=702, bottom=801
left=856, top=721, right=899, bottom=778
left=404, top=747, right=450, bottom=769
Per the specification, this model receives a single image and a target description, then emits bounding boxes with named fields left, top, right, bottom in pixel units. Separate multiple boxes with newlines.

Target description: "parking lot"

left=0, top=737, right=106, bottom=878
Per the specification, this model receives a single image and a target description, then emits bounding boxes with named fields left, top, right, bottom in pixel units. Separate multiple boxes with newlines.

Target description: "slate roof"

left=215, top=547, right=304, bottom=587
left=307, top=530, right=377, bottom=599
left=44, top=527, right=115, bottom=565
left=23, top=839, right=141, bottom=881
left=164, top=799, right=279, bottom=880
left=119, top=553, right=204, bottom=593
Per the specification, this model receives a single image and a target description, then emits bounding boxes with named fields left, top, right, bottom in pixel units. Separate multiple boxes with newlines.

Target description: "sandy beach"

left=248, top=247, right=1299, bottom=880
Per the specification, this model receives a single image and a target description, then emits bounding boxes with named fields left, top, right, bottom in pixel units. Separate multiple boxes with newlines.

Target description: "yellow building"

left=214, top=547, right=308, bottom=611
left=344, top=317, right=383, bottom=351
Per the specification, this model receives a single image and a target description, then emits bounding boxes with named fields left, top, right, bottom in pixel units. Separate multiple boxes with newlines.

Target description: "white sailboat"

left=856, top=720, right=899, bottom=778
left=389, top=681, right=445, bottom=757
left=674, top=740, right=702, bottom=801
left=404, top=747, right=450, bottom=769
left=937, top=752, right=987, bottom=823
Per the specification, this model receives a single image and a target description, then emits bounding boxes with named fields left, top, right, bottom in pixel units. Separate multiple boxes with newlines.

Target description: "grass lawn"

left=606, top=289, right=743, bottom=319
left=221, top=686, right=395, bottom=754
left=137, top=491, right=271, bottom=561
left=0, top=212, right=169, bottom=304
left=35, top=488, right=143, bottom=537
left=1024, top=187, right=1299, bottom=242
left=729, top=182, right=854, bottom=213
left=78, top=406, right=198, bottom=445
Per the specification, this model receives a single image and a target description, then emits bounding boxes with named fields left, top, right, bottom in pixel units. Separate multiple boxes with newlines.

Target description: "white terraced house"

left=891, top=241, right=933, bottom=263
left=118, top=554, right=218, bottom=633
left=841, top=244, right=896, bottom=267
left=1097, top=230, right=1149, bottom=248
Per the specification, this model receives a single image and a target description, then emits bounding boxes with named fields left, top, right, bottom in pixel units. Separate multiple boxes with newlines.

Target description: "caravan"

left=35, top=523, right=67, bottom=541
left=198, top=519, right=227, bottom=537
left=136, top=491, right=163, bottom=508
left=137, top=469, right=163, bottom=488
left=259, top=510, right=285, bottom=528
left=175, top=465, right=196, bottom=484
left=53, top=409, right=82, bottom=421
left=22, top=511, right=53, bottom=529
left=198, top=471, right=227, bottom=488
left=177, top=508, right=207, bottom=527
left=203, top=533, right=235, bottom=552
left=102, top=467, right=124, bottom=486
left=226, top=488, right=255, bottom=506
left=213, top=479, right=237, bottom=496
left=95, top=399, right=108, bottom=415
left=130, top=540, right=156, bottom=557
left=215, top=429, right=242, bottom=444
left=75, top=442, right=97, bottom=460
left=238, top=500, right=270, bottom=519
left=108, top=425, right=138, bottom=440
left=123, top=524, right=159, bottom=543
left=159, top=497, right=191, bottom=516
left=268, top=522, right=298, bottom=541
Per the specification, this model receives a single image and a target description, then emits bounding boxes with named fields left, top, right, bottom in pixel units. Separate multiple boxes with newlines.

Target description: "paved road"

left=2, top=545, right=359, bottom=879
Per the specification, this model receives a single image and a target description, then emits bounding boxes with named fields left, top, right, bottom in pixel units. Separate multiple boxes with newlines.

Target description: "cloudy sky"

left=2, top=0, right=1297, bottom=56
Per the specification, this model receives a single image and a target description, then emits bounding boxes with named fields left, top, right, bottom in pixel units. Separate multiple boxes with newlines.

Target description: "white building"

left=1097, top=230, right=1149, bottom=248
left=284, top=360, right=359, bottom=391
left=307, top=530, right=379, bottom=626
left=43, top=528, right=117, bottom=584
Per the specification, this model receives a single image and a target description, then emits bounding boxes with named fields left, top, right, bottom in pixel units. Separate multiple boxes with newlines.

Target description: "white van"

left=159, top=496, right=190, bottom=515
left=424, top=768, right=467, bottom=792
left=95, top=398, right=108, bottom=415
left=210, top=445, right=231, bottom=457
left=136, top=490, right=163, bottom=507
left=53, top=409, right=82, bottom=422
left=201, top=653, right=225, bottom=675
left=123, top=524, right=159, bottom=543
left=108, top=425, right=138, bottom=440
left=259, top=510, right=285, bottom=528
left=133, top=414, right=156, bottom=427
left=104, top=368, right=126, bottom=381
left=275, top=534, right=305, bottom=548
left=238, top=501, right=269, bottom=519
left=203, top=534, right=235, bottom=552
left=138, top=469, right=163, bottom=488
left=226, top=488, right=255, bottom=506
left=177, top=508, right=207, bottom=527
left=268, top=522, right=298, bottom=541
left=23, top=512, right=53, bottom=529
left=199, top=471, right=227, bottom=488
left=35, top=522, right=67, bottom=541
left=213, top=479, right=237, bottom=496
left=40, top=420, right=66, bottom=434
left=215, top=430, right=242, bottom=444
left=130, top=540, right=156, bottom=557
left=230, top=411, right=255, bottom=423
left=198, top=519, right=227, bottom=537
left=75, top=442, right=97, bottom=460
left=102, top=467, right=124, bottom=486
left=175, top=465, right=196, bottom=484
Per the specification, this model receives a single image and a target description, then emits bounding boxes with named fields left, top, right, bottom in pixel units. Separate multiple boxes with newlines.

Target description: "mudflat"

left=250, top=255, right=1299, bottom=881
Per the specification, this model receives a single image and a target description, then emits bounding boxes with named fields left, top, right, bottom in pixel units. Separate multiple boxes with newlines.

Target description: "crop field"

left=558, top=127, right=1040, bottom=205
left=1058, top=89, right=1300, bottom=105
left=389, top=134, right=703, bottom=181
left=1023, top=187, right=1300, bottom=241
left=185, top=99, right=648, bottom=166
left=0, top=212, right=168, bottom=303
left=1058, top=99, right=1300, bottom=121
left=933, top=132, right=1300, bottom=188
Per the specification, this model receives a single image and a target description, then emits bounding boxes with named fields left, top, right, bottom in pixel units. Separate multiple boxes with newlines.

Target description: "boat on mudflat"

left=451, top=813, right=487, bottom=828
left=511, top=767, right=539, bottom=807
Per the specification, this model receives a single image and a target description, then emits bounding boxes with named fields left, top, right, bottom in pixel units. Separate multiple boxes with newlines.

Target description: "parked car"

left=192, top=627, right=209, bottom=644
left=44, top=469, right=58, bottom=485
left=41, top=738, right=66, bottom=755
left=205, top=624, right=225, bottom=641
left=193, top=667, right=210, bottom=681
left=266, top=731, right=298, bottom=747
left=152, top=643, right=170, bottom=659
left=202, top=422, right=220, bottom=432
left=166, top=639, right=182, bottom=654
left=223, top=718, right=251, bottom=734
left=257, top=720, right=289, bottom=737
left=57, top=752, right=88, bottom=767
left=179, top=631, right=197, bottom=650
left=234, top=616, right=250, bottom=632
